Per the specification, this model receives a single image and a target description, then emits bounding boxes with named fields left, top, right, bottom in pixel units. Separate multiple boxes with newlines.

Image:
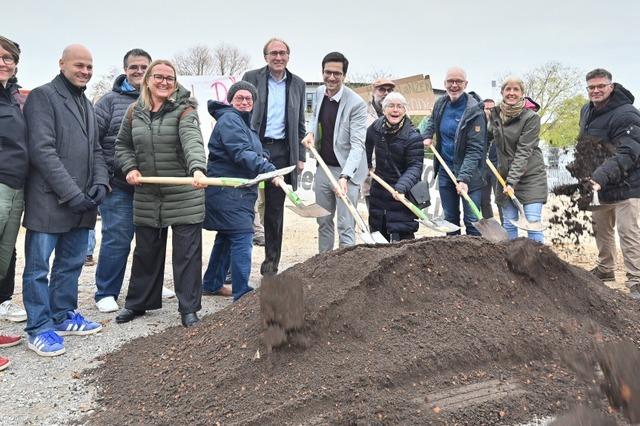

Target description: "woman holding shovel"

left=365, top=92, right=424, bottom=241
left=202, top=82, right=280, bottom=301
left=489, top=76, right=547, bottom=242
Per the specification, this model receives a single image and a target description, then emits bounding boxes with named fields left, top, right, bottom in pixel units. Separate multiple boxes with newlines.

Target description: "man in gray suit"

left=22, top=44, right=109, bottom=357
left=242, top=38, right=306, bottom=275
left=301, top=52, right=367, bottom=253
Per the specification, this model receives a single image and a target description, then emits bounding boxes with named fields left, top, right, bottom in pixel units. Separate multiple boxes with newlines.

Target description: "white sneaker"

left=95, top=297, right=119, bottom=313
left=162, top=287, right=176, bottom=299
left=0, top=300, right=27, bottom=322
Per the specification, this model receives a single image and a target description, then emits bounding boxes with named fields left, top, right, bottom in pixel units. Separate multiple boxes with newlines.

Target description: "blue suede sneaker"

left=54, top=311, right=103, bottom=336
left=27, top=330, right=65, bottom=357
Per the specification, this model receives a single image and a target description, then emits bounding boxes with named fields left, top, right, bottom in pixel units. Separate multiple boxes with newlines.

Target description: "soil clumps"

left=87, top=237, right=640, bottom=425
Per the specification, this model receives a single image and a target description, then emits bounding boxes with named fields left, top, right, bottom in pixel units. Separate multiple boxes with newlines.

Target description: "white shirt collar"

left=325, top=85, right=344, bottom=102
left=269, top=70, right=287, bottom=83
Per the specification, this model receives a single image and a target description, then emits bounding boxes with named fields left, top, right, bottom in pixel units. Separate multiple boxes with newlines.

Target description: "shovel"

left=137, top=166, right=296, bottom=188
left=368, top=171, right=459, bottom=233
left=276, top=180, right=330, bottom=218
left=307, top=145, right=388, bottom=245
left=587, top=189, right=609, bottom=211
left=485, top=159, right=546, bottom=232
left=429, top=145, right=508, bottom=243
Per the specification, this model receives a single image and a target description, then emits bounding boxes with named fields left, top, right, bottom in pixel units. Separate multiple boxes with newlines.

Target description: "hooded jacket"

left=115, top=84, right=206, bottom=228
left=203, top=101, right=276, bottom=233
left=422, top=91, right=487, bottom=191
left=94, top=74, right=140, bottom=191
left=579, top=83, right=640, bottom=202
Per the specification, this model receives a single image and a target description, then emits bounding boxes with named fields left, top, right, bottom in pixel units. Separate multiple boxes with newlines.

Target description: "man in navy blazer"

left=301, top=52, right=367, bottom=253
left=22, top=44, right=108, bottom=357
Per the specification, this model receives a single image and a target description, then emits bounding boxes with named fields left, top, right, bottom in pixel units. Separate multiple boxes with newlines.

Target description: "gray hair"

left=382, top=91, right=408, bottom=110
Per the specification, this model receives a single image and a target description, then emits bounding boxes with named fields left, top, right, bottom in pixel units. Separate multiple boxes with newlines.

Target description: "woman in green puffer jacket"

left=115, top=59, right=206, bottom=327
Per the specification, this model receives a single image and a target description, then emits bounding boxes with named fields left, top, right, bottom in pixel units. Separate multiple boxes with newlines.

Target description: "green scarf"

left=499, top=98, right=525, bottom=123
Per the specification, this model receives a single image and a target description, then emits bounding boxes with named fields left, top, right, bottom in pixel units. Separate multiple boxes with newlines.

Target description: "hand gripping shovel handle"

left=369, top=171, right=426, bottom=220
left=137, top=176, right=249, bottom=187
left=485, top=159, right=527, bottom=216
left=429, top=145, right=484, bottom=220
left=307, top=145, right=371, bottom=233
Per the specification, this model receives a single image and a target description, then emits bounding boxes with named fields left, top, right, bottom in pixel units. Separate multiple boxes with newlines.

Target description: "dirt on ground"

left=86, top=237, right=640, bottom=425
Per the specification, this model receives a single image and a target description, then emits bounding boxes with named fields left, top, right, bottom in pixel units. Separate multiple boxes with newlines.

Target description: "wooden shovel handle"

left=485, top=158, right=526, bottom=215
left=137, top=176, right=240, bottom=187
left=369, top=171, right=426, bottom=219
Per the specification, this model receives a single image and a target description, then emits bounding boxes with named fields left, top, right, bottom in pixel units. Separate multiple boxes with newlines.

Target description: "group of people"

left=1, top=34, right=639, bottom=368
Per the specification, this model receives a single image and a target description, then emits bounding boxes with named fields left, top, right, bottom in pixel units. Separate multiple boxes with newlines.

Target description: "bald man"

left=22, top=44, right=108, bottom=357
left=421, top=67, right=487, bottom=236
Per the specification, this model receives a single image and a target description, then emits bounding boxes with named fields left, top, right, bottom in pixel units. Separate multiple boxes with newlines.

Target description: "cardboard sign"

left=353, top=74, right=436, bottom=115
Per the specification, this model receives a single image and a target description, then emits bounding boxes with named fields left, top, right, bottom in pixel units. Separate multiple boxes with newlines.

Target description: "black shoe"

left=260, top=262, right=278, bottom=276
left=254, top=235, right=265, bottom=246
left=590, top=267, right=615, bottom=281
left=181, top=312, right=199, bottom=327
left=629, top=284, right=640, bottom=300
left=115, top=308, right=145, bottom=324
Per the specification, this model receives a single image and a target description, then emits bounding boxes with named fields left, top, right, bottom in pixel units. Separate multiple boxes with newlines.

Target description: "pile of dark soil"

left=86, top=237, right=640, bottom=425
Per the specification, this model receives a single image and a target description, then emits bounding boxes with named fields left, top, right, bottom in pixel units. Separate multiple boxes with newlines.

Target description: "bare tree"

left=173, top=44, right=250, bottom=77
left=346, top=69, right=394, bottom=85
left=89, top=67, right=119, bottom=103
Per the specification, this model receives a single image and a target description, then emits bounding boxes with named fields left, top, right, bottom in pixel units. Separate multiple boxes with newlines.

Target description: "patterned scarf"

left=383, top=115, right=406, bottom=135
left=499, top=97, right=525, bottom=123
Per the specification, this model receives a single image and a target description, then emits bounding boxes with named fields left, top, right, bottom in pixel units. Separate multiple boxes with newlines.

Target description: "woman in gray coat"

left=489, top=76, right=547, bottom=242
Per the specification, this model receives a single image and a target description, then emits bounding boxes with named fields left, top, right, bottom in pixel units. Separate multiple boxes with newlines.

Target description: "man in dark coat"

left=579, top=68, right=640, bottom=297
left=22, top=44, right=109, bottom=357
left=242, top=38, right=306, bottom=276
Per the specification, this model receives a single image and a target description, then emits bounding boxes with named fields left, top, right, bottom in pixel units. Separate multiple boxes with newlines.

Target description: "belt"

left=262, top=137, right=286, bottom=145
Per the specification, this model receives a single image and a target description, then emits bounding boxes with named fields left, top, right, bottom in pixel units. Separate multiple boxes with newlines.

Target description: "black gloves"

left=88, top=184, right=109, bottom=205
left=67, top=192, right=97, bottom=214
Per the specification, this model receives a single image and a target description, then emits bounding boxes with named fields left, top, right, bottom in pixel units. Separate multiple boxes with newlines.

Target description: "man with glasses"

left=301, top=51, right=367, bottom=252
left=22, top=45, right=108, bottom=356
left=579, top=68, right=640, bottom=298
left=422, top=67, right=486, bottom=236
left=367, top=78, right=395, bottom=126
left=92, top=49, right=176, bottom=313
left=242, top=38, right=306, bottom=275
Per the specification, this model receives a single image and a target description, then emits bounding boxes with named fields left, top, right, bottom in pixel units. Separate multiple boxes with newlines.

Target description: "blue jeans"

left=95, top=187, right=134, bottom=301
left=438, top=176, right=482, bottom=236
left=501, top=202, right=544, bottom=243
left=87, top=229, right=96, bottom=256
left=22, top=228, right=88, bottom=336
left=203, top=232, right=253, bottom=301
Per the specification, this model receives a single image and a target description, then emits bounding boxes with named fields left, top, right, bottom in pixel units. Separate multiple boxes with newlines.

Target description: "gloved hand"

left=88, top=184, right=109, bottom=205
left=68, top=192, right=97, bottom=214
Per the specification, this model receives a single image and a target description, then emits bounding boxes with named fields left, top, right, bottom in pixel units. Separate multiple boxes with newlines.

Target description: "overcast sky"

left=4, top=0, right=639, bottom=104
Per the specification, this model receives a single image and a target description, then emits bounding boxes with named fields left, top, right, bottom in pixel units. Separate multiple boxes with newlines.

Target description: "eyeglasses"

left=323, top=70, right=344, bottom=78
left=267, top=50, right=288, bottom=58
left=0, top=55, right=16, bottom=65
left=586, top=83, right=611, bottom=92
left=445, top=79, right=466, bottom=86
left=151, top=74, right=176, bottom=84
left=232, top=95, right=253, bottom=103
left=385, top=103, right=405, bottom=110
left=127, top=64, right=148, bottom=71
left=376, top=87, right=394, bottom=94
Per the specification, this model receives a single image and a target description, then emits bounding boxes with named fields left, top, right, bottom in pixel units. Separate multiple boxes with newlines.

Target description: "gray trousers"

left=314, top=165, right=360, bottom=253
left=592, top=197, right=640, bottom=286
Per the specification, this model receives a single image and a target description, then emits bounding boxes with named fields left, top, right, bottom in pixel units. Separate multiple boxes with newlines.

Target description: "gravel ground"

left=0, top=197, right=630, bottom=425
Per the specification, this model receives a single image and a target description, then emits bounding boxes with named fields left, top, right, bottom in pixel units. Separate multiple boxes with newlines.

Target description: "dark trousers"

left=0, top=248, right=16, bottom=303
left=124, top=224, right=202, bottom=314
left=260, top=141, right=289, bottom=276
left=377, top=214, right=415, bottom=243
left=480, top=173, right=496, bottom=219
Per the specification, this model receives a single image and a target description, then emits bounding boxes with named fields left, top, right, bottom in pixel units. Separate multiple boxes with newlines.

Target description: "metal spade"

left=276, top=180, right=330, bottom=218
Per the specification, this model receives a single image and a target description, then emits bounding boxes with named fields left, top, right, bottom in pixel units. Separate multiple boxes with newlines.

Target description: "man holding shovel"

left=301, top=52, right=368, bottom=253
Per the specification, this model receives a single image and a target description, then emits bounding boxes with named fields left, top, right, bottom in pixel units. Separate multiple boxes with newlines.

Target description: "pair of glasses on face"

left=127, top=64, right=148, bottom=72
left=586, top=83, right=611, bottom=92
left=445, top=79, right=466, bottom=86
left=376, top=87, right=394, bottom=94
left=233, top=95, right=253, bottom=103
left=323, top=70, right=344, bottom=78
left=267, top=50, right=288, bottom=58
left=0, top=55, right=16, bottom=65
left=152, top=74, right=176, bottom=84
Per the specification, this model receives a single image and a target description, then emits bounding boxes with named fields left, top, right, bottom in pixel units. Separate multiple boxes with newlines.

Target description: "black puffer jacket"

left=366, top=117, right=424, bottom=234
left=94, top=74, right=140, bottom=191
left=579, top=83, right=640, bottom=202
left=0, top=82, right=28, bottom=189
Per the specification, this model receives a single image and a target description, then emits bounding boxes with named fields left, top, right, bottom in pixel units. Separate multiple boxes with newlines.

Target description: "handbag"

left=381, top=135, right=431, bottom=209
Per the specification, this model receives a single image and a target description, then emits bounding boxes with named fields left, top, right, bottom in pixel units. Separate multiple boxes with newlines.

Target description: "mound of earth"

left=86, top=237, right=640, bottom=425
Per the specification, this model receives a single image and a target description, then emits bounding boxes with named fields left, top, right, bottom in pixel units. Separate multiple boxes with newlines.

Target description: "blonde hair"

left=140, top=59, right=177, bottom=109
left=500, top=76, right=525, bottom=93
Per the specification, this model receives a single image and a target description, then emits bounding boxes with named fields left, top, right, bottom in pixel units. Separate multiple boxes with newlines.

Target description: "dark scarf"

left=382, top=115, right=406, bottom=135
left=372, top=96, right=383, bottom=117
left=59, top=72, right=88, bottom=129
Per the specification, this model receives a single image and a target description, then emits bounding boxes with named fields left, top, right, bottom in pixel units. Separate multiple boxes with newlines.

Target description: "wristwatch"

left=339, top=174, right=351, bottom=181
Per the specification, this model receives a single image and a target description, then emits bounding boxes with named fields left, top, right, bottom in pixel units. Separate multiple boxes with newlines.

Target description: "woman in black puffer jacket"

left=365, top=92, right=424, bottom=242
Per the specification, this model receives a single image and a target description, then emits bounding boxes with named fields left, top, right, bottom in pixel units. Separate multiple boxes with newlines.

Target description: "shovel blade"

left=586, top=203, right=610, bottom=211
left=358, top=231, right=389, bottom=245
left=474, top=218, right=509, bottom=243
left=510, top=217, right=546, bottom=232
left=239, top=166, right=296, bottom=187
left=286, top=203, right=331, bottom=218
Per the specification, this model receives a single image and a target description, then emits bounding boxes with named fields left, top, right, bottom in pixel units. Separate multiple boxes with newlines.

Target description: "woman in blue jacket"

left=203, top=82, right=278, bottom=301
